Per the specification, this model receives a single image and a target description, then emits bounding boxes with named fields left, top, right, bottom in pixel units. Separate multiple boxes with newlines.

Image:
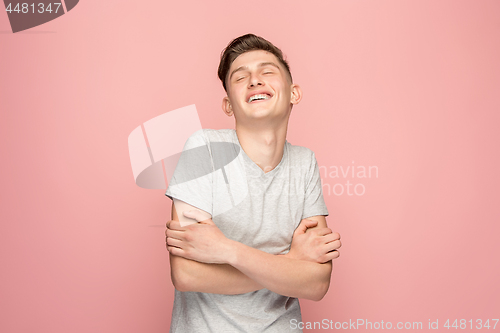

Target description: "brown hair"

left=217, top=34, right=293, bottom=92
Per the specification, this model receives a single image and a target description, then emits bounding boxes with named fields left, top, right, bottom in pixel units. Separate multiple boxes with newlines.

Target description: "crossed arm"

left=166, top=202, right=341, bottom=301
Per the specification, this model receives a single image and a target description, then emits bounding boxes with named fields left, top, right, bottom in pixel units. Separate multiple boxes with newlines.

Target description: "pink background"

left=1, top=0, right=499, bottom=332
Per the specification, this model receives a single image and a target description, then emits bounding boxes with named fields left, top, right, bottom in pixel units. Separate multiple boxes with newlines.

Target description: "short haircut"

left=218, top=34, right=293, bottom=92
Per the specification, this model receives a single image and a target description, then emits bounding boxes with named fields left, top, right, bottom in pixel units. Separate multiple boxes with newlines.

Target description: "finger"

left=296, top=219, right=318, bottom=234
left=321, top=233, right=341, bottom=244
left=183, top=210, right=211, bottom=223
left=320, top=231, right=340, bottom=240
left=166, top=228, right=185, bottom=241
left=329, top=250, right=340, bottom=259
left=324, top=240, right=342, bottom=252
left=305, top=219, right=319, bottom=228
left=166, top=237, right=184, bottom=248
left=167, top=246, right=185, bottom=257
left=295, top=219, right=317, bottom=235
left=320, top=250, right=340, bottom=262
left=314, top=227, right=333, bottom=236
left=167, top=219, right=186, bottom=231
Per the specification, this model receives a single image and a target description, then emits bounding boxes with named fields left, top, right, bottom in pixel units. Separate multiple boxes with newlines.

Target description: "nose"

left=248, top=73, right=264, bottom=88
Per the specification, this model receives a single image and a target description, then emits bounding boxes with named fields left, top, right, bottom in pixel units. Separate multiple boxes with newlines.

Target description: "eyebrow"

left=229, top=62, right=281, bottom=80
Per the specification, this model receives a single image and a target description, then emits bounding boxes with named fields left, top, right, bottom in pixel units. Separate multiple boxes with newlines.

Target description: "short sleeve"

left=165, top=130, right=213, bottom=215
left=301, top=152, right=329, bottom=219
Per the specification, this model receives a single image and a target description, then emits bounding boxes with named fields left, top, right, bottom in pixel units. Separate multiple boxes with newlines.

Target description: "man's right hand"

left=286, top=218, right=341, bottom=263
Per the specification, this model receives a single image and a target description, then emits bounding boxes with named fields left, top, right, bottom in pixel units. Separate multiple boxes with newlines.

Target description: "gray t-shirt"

left=165, top=129, right=329, bottom=333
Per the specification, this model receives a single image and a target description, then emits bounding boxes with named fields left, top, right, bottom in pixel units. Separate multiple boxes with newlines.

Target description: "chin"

left=248, top=109, right=274, bottom=118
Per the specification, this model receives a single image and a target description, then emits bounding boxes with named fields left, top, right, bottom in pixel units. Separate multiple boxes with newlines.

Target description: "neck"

left=235, top=121, right=288, bottom=173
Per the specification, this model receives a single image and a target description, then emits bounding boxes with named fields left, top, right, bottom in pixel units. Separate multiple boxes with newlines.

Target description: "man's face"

left=223, top=50, right=300, bottom=124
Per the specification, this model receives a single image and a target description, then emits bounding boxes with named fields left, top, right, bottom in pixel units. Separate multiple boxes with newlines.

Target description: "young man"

left=165, top=34, right=342, bottom=332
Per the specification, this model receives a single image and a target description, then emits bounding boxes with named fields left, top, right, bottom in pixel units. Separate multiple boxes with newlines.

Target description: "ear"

left=222, top=96, right=234, bottom=117
left=290, top=84, right=303, bottom=105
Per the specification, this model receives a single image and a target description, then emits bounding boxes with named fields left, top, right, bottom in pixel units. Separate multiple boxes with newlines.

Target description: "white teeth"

left=248, top=94, right=271, bottom=103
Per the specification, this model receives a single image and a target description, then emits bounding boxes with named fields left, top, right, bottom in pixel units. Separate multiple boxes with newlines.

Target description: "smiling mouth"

left=248, top=94, right=272, bottom=103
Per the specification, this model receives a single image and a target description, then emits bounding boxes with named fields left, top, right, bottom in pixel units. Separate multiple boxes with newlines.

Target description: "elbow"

left=170, top=255, right=195, bottom=292
left=304, top=279, right=330, bottom=301
left=306, top=264, right=332, bottom=301
left=171, top=269, right=192, bottom=292
left=310, top=280, right=330, bottom=301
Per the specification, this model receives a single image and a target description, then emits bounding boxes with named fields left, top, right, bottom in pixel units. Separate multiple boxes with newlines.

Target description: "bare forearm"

left=168, top=203, right=333, bottom=299
left=169, top=202, right=261, bottom=294
left=169, top=234, right=331, bottom=299
left=170, top=253, right=263, bottom=294
left=171, top=242, right=331, bottom=299
left=170, top=250, right=330, bottom=300
left=226, top=240, right=332, bottom=301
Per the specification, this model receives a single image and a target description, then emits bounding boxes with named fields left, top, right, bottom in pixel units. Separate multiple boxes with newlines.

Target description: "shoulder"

left=285, top=142, right=320, bottom=183
left=286, top=142, right=317, bottom=165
